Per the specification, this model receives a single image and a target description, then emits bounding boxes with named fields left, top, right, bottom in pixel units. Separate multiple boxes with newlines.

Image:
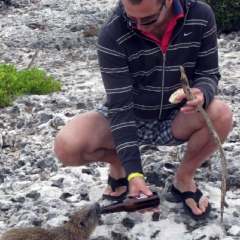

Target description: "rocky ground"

left=0, top=0, right=240, bottom=239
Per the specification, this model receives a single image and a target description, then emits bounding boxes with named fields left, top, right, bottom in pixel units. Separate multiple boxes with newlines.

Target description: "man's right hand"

left=129, top=176, right=160, bottom=213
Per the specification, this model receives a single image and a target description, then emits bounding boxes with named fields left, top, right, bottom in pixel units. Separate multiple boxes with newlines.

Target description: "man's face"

left=122, top=0, right=167, bottom=32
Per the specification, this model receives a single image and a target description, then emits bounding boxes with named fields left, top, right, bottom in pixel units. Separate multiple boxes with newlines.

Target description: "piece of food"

left=169, top=89, right=184, bottom=104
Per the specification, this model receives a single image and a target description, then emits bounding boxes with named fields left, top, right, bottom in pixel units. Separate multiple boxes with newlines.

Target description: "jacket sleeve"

left=97, top=25, right=143, bottom=176
left=191, top=4, right=220, bottom=108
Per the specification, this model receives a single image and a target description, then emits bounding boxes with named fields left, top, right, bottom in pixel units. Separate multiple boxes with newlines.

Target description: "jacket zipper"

left=158, top=4, right=190, bottom=119
left=159, top=53, right=166, bottom=119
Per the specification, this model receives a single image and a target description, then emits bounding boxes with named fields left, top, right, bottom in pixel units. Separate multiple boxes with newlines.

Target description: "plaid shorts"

left=96, top=105, right=186, bottom=146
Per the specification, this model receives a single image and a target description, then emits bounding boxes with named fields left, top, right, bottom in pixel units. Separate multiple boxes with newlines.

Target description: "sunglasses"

left=123, top=1, right=165, bottom=27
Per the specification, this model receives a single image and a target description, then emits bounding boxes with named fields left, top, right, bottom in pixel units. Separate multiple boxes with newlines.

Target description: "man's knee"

left=220, top=103, right=232, bottom=126
left=209, top=100, right=233, bottom=139
left=54, top=132, right=70, bottom=166
left=212, top=100, right=232, bottom=123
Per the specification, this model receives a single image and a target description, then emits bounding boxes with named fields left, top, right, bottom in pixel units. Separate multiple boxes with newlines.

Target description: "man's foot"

left=171, top=180, right=211, bottom=220
left=102, top=164, right=128, bottom=201
left=102, top=175, right=129, bottom=201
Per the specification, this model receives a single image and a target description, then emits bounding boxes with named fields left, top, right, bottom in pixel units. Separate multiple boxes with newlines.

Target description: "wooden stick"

left=26, top=43, right=43, bottom=69
left=179, top=66, right=227, bottom=223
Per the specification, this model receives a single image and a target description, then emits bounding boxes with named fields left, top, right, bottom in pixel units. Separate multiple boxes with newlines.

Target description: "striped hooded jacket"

left=97, top=0, right=220, bottom=176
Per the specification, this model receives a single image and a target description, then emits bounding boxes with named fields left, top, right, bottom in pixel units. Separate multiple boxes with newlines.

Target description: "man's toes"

left=103, top=185, right=113, bottom=195
left=186, top=199, right=202, bottom=215
left=199, top=201, right=206, bottom=212
left=110, top=186, right=127, bottom=197
left=191, top=205, right=202, bottom=215
left=199, top=197, right=209, bottom=212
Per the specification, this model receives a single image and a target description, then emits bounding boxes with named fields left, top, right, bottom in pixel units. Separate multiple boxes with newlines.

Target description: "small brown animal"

left=1, top=202, right=100, bottom=240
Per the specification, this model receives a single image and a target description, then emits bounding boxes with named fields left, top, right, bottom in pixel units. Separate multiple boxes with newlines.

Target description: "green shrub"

left=205, top=0, right=240, bottom=33
left=0, top=64, right=61, bottom=108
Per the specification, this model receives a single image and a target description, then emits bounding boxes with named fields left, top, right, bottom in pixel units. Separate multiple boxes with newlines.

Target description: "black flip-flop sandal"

left=102, top=175, right=129, bottom=201
left=171, top=185, right=212, bottom=220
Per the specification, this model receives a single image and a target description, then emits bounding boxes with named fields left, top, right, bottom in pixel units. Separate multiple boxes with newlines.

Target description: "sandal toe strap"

left=107, top=175, right=128, bottom=192
left=181, top=188, right=203, bottom=202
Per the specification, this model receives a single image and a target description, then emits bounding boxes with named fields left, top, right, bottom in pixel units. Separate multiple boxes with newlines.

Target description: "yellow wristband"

left=127, top=172, right=143, bottom=181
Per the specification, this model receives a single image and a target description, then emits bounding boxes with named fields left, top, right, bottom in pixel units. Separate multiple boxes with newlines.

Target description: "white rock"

left=227, top=225, right=240, bottom=236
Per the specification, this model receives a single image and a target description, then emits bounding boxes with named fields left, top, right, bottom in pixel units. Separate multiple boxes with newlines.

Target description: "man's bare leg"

left=54, top=111, right=127, bottom=197
left=172, top=99, right=232, bottom=215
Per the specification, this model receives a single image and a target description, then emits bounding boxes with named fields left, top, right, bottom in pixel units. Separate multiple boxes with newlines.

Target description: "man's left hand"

left=180, top=88, right=204, bottom=114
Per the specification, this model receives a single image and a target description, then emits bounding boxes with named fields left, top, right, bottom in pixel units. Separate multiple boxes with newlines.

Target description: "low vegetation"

left=0, top=64, right=61, bottom=108
left=205, top=0, right=240, bottom=33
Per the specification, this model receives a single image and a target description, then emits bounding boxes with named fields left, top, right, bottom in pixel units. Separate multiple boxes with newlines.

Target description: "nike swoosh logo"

left=184, top=32, right=192, bottom=36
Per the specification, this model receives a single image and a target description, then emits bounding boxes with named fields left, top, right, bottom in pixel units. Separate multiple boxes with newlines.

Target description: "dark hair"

left=127, top=0, right=163, bottom=4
